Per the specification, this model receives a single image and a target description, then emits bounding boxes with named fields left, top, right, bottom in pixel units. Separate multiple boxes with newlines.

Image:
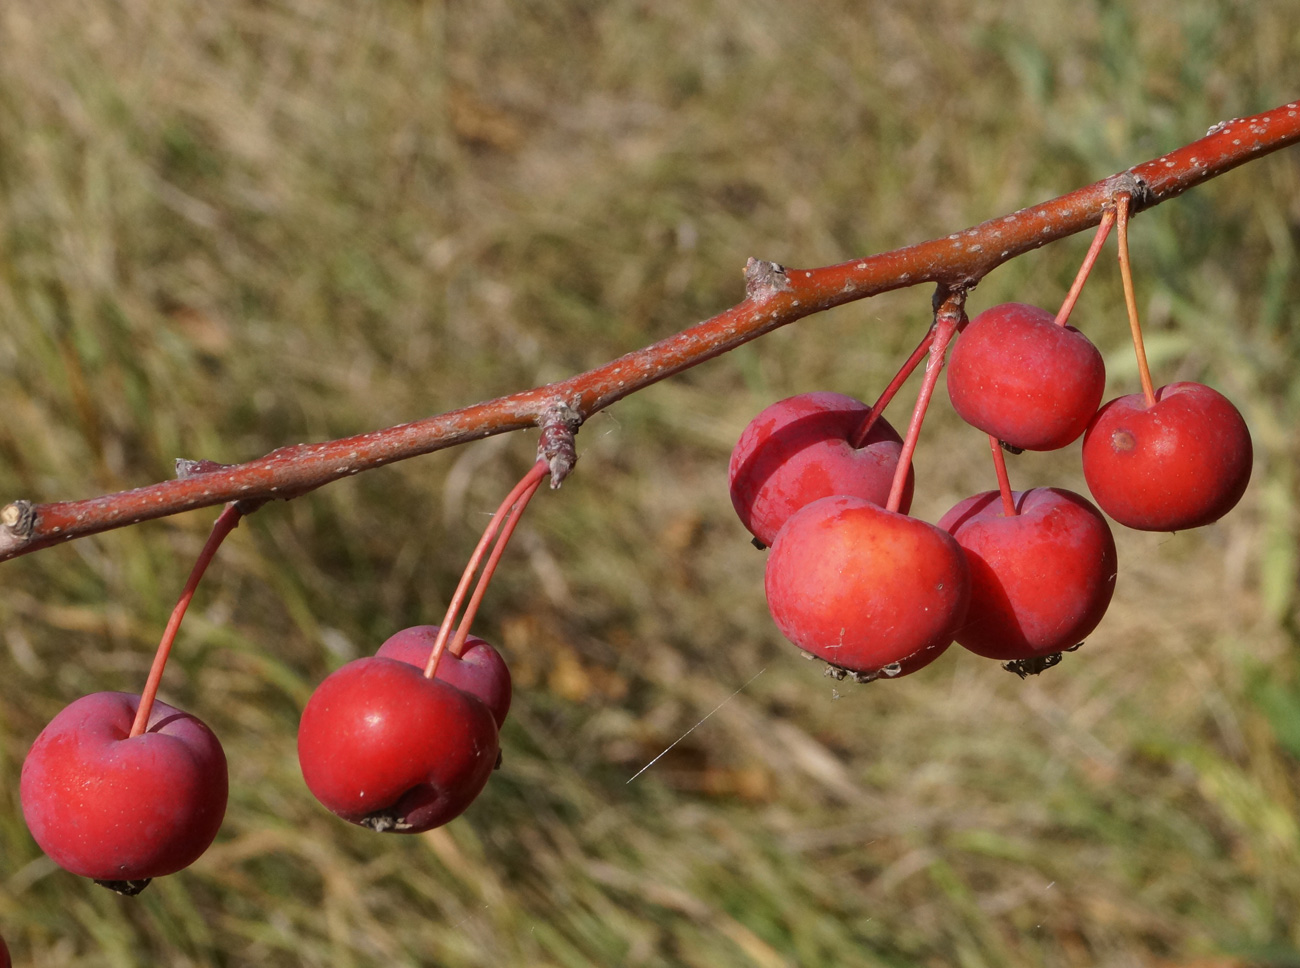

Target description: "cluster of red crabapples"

left=18, top=460, right=548, bottom=897
left=730, top=195, right=1253, bottom=681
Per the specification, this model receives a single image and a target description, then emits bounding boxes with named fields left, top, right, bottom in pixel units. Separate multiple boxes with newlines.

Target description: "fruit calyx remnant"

left=1002, top=642, right=1084, bottom=679
left=360, top=810, right=415, bottom=834
left=94, top=878, right=153, bottom=896
left=821, top=659, right=904, bottom=684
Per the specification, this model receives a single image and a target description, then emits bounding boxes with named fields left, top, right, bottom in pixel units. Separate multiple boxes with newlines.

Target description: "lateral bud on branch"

left=538, top=403, right=582, bottom=488
left=175, top=459, right=235, bottom=480
left=743, top=258, right=792, bottom=301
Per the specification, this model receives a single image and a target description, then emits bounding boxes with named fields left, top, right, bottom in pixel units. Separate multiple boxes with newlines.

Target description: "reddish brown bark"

left=3, top=101, right=1298, bottom=561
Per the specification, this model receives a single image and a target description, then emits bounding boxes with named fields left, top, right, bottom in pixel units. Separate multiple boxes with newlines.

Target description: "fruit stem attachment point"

left=989, top=435, right=1018, bottom=517
left=886, top=289, right=964, bottom=513
left=1115, top=194, right=1158, bottom=408
left=423, top=459, right=550, bottom=680
left=1054, top=208, right=1116, bottom=328
left=129, top=503, right=244, bottom=738
left=538, top=403, right=581, bottom=487
left=851, top=327, right=935, bottom=449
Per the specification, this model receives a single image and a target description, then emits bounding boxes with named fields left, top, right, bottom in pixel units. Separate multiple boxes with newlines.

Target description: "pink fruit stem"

left=886, top=293, right=964, bottom=512
left=1053, top=208, right=1116, bottom=328
left=446, top=472, right=547, bottom=659
left=850, top=327, right=935, bottom=448
left=129, top=503, right=244, bottom=738
left=988, top=436, right=1018, bottom=517
left=422, top=459, right=550, bottom=679
left=1115, top=193, right=1158, bottom=408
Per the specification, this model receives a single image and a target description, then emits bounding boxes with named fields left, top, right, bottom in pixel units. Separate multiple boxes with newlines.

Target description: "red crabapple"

left=729, top=391, right=913, bottom=546
left=939, top=488, right=1117, bottom=662
left=764, top=496, right=969, bottom=678
left=20, top=692, right=228, bottom=894
left=946, top=303, right=1106, bottom=451
left=1082, top=382, right=1252, bottom=531
left=297, top=657, right=499, bottom=833
left=376, top=625, right=512, bottom=728
left=0, top=933, right=8, bottom=968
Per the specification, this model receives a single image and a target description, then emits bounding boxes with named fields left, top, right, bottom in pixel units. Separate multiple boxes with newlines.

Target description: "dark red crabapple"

left=0, top=932, right=10, bottom=968
left=729, top=391, right=913, bottom=547
left=376, top=625, right=511, bottom=728
left=1082, top=382, right=1252, bottom=531
left=297, top=657, right=499, bottom=833
left=939, top=488, right=1118, bottom=662
left=946, top=303, right=1106, bottom=451
left=764, top=496, right=969, bottom=678
left=20, top=692, right=228, bottom=893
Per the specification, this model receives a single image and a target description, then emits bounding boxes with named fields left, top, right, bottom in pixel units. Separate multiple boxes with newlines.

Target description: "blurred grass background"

left=1, top=1, right=1299, bottom=965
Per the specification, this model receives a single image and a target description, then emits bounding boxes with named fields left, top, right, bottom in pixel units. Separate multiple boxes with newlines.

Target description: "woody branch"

left=1, top=100, right=1297, bottom=562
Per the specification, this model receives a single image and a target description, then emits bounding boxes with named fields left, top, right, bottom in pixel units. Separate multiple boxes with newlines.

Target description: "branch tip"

left=1, top=501, right=35, bottom=536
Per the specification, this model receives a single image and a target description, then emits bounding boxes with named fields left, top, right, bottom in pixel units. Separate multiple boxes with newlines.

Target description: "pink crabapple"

left=20, top=692, right=228, bottom=894
left=939, top=487, right=1118, bottom=663
left=297, top=656, right=500, bottom=833
left=728, top=391, right=913, bottom=547
left=376, top=625, right=511, bottom=728
left=764, top=495, right=970, bottom=679
left=946, top=303, right=1106, bottom=451
left=1081, top=382, right=1252, bottom=532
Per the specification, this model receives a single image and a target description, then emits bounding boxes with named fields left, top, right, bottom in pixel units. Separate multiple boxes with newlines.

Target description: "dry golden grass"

left=2, top=1, right=1300, bottom=965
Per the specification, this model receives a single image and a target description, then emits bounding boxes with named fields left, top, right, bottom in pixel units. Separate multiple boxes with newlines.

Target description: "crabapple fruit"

left=20, top=692, right=228, bottom=893
left=729, top=391, right=913, bottom=547
left=764, top=496, right=969, bottom=678
left=939, top=488, right=1117, bottom=661
left=297, top=657, right=499, bottom=833
left=0, top=933, right=8, bottom=968
left=1081, top=382, right=1252, bottom=531
left=376, top=625, right=511, bottom=728
left=946, top=303, right=1106, bottom=451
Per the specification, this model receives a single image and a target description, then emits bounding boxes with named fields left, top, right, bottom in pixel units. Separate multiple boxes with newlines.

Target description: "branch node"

left=743, top=258, right=792, bottom=302
left=538, top=402, right=582, bottom=487
left=1, top=500, right=35, bottom=537
left=1107, top=171, right=1155, bottom=213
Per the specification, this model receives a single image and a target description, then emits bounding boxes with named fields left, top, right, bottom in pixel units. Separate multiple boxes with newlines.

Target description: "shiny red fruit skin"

left=376, top=626, right=511, bottom=728
left=946, top=303, right=1106, bottom=451
left=20, top=692, right=228, bottom=882
left=1082, top=382, right=1252, bottom=531
left=764, top=496, right=969, bottom=676
left=729, top=391, right=913, bottom=546
left=297, top=657, right=499, bottom=832
left=0, top=934, right=8, bottom=968
left=939, top=488, right=1118, bottom=660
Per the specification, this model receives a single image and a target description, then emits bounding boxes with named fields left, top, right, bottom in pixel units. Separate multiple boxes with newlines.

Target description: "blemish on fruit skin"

left=1110, top=430, right=1136, bottom=453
